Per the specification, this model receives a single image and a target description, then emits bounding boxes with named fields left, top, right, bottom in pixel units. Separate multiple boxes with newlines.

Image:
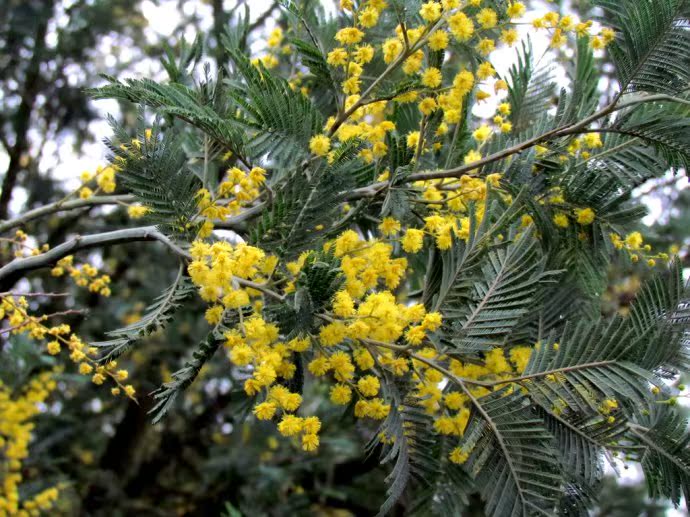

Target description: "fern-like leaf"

left=371, top=376, right=437, bottom=516
left=224, top=47, right=323, bottom=168
left=106, top=123, right=202, bottom=236
left=629, top=408, right=690, bottom=505
left=461, top=389, right=562, bottom=516
left=445, top=227, right=560, bottom=352
left=596, top=0, right=690, bottom=95
left=149, top=326, right=224, bottom=424
left=94, top=265, right=194, bottom=362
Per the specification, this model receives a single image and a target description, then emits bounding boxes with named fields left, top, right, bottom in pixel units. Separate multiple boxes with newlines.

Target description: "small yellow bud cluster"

left=531, top=11, right=614, bottom=50
left=78, top=164, right=118, bottom=199
left=0, top=295, right=134, bottom=400
left=196, top=166, right=267, bottom=238
left=2, top=229, right=50, bottom=259
left=609, top=231, right=670, bottom=266
left=251, top=27, right=287, bottom=69
left=50, top=255, right=111, bottom=296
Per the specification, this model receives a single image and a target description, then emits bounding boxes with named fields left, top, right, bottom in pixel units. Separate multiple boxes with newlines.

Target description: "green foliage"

left=250, top=140, right=372, bottom=258
left=93, top=265, right=195, bottom=362
left=596, top=0, right=690, bottom=95
left=106, top=122, right=202, bottom=235
left=224, top=47, right=324, bottom=168
left=503, top=40, right=557, bottom=132
left=8, top=0, right=690, bottom=514
left=149, top=321, right=227, bottom=424
left=631, top=408, right=690, bottom=505
left=371, top=378, right=437, bottom=517
left=611, top=100, right=690, bottom=173
left=461, top=388, right=562, bottom=517
left=446, top=227, right=560, bottom=351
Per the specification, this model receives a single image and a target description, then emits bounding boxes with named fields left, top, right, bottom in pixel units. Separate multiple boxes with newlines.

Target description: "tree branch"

left=399, top=93, right=689, bottom=184
left=0, top=226, right=190, bottom=288
left=0, top=194, right=133, bottom=234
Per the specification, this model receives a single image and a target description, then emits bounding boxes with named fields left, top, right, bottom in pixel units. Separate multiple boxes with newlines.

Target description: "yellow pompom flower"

left=127, top=205, right=150, bottom=218
left=418, top=97, right=437, bottom=115
left=330, top=383, right=353, bottom=404
left=574, top=207, right=595, bottom=225
left=421, top=67, right=442, bottom=89
left=379, top=217, right=401, bottom=236
left=507, top=1, right=526, bottom=18
left=449, top=447, right=470, bottom=464
left=419, top=1, right=442, bottom=22
left=477, top=62, right=496, bottom=80
left=422, top=312, right=442, bottom=331
left=333, top=290, right=355, bottom=317
left=357, top=375, right=381, bottom=397
left=302, top=433, right=320, bottom=451
left=472, top=125, right=492, bottom=142
left=406, top=131, right=420, bottom=149
left=359, top=7, right=379, bottom=28
left=253, top=401, right=278, bottom=420
left=46, top=341, right=61, bottom=355
left=310, top=134, right=331, bottom=156
left=448, top=12, right=475, bottom=42
left=625, top=231, right=643, bottom=250
left=278, top=415, right=303, bottom=436
left=303, top=416, right=321, bottom=434
left=428, top=30, right=449, bottom=51
left=335, top=27, right=365, bottom=45
left=327, top=48, right=348, bottom=67
left=476, top=8, right=497, bottom=29
left=553, top=213, right=569, bottom=228
left=401, top=228, right=425, bottom=253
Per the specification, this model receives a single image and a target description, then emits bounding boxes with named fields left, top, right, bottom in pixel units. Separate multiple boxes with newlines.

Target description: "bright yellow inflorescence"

left=0, top=295, right=134, bottom=400
left=50, top=255, right=112, bottom=297
left=0, top=370, right=61, bottom=515
left=169, top=0, right=634, bottom=463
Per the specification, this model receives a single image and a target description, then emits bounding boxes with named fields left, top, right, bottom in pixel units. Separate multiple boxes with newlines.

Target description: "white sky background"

left=1, top=1, right=688, bottom=512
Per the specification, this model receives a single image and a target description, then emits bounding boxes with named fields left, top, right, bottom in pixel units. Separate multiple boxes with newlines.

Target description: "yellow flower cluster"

left=531, top=12, right=615, bottom=50
left=51, top=255, right=111, bottom=296
left=314, top=0, right=533, bottom=164
left=173, top=0, right=617, bottom=463
left=0, top=369, right=61, bottom=515
left=226, top=316, right=322, bottom=450
left=195, top=166, right=266, bottom=238
left=252, top=26, right=291, bottom=69
left=186, top=240, right=325, bottom=449
left=127, top=204, right=150, bottom=219
left=329, top=230, right=408, bottom=296
left=1, top=230, right=49, bottom=259
left=610, top=231, right=670, bottom=267
left=78, top=164, right=118, bottom=199
left=0, top=295, right=134, bottom=399
left=187, top=240, right=277, bottom=306
left=401, top=171, right=506, bottom=251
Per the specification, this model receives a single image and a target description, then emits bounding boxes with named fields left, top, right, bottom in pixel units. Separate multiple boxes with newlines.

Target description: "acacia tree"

left=1, top=0, right=690, bottom=515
